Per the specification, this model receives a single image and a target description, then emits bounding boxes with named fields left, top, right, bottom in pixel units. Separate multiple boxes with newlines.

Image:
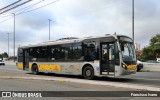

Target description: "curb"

left=0, top=76, right=160, bottom=91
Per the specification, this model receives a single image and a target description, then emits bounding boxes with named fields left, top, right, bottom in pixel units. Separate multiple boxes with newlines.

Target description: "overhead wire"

left=0, top=0, right=22, bottom=11
left=0, top=0, right=129, bottom=24
left=0, top=0, right=42, bottom=22
left=13, top=0, right=45, bottom=14
left=0, top=16, right=13, bottom=23
left=0, top=0, right=43, bottom=18
left=0, top=0, right=33, bottom=14
left=0, top=14, right=12, bottom=17
left=16, top=0, right=59, bottom=15
left=0, top=0, right=59, bottom=23
left=1, top=0, right=123, bottom=23
left=0, top=0, right=23, bottom=18
left=0, top=0, right=34, bottom=21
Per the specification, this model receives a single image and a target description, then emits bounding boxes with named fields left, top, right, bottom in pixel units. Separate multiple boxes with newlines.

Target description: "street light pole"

left=7, top=33, right=10, bottom=57
left=13, top=13, right=15, bottom=62
left=132, top=0, right=134, bottom=43
left=48, top=19, right=51, bottom=40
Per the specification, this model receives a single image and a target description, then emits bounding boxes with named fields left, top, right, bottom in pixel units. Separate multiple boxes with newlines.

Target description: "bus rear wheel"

left=83, top=66, right=94, bottom=80
left=32, top=65, right=39, bottom=75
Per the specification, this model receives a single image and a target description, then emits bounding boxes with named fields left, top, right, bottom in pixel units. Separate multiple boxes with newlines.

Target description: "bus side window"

left=29, top=47, right=38, bottom=61
left=73, top=43, right=82, bottom=61
left=84, top=43, right=98, bottom=61
left=63, top=44, right=72, bottom=61
left=90, top=48, right=97, bottom=61
left=50, top=46, right=60, bottom=61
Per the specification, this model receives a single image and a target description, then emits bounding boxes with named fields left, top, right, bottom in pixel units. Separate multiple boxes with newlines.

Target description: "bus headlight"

left=122, top=64, right=127, bottom=70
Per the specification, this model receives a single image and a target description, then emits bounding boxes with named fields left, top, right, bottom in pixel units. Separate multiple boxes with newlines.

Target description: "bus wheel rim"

left=86, top=70, right=91, bottom=76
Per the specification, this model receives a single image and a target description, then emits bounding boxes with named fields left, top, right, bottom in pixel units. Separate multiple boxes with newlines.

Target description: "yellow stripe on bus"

left=17, top=63, right=23, bottom=69
left=29, top=64, right=32, bottom=69
left=38, top=64, right=61, bottom=71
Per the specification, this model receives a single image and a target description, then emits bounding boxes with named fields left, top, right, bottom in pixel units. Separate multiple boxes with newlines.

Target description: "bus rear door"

left=23, top=49, right=30, bottom=70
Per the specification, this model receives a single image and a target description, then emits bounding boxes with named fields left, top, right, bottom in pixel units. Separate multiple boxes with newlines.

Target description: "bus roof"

left=18, top=34, right=131, bottom=49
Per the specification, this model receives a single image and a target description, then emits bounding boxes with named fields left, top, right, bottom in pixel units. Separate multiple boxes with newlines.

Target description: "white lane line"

left=120, top=77, right=160, bottom=81
left=0, top=68, right=21, bottom=71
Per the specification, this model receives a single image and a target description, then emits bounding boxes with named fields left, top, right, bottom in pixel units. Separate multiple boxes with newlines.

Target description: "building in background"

left=135, top=43, right=142, bottom=60
left=135, top=43, right=141, bottom=51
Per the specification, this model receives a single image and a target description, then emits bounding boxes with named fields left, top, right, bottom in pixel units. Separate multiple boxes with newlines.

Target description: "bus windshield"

left=120, top=42, right=136, bottom=64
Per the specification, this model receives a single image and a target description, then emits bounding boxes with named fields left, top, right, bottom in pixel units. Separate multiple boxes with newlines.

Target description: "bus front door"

left=100, top=43, right=115, bottom=76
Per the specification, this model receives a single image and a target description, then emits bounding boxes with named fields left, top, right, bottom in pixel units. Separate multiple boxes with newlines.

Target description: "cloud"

left=133, top=0, right=160, bottom=47
left=0, top=0, right=160, bottom=54
left=16, top=10, right=56, bottom=30
left=135, top=0, right=157, bottom=20
left=50, top=0, right=133, bottom=37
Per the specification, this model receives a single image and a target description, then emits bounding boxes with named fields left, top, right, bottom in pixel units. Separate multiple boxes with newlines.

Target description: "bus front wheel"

left=32, top=65, right=39, bottom=75
left=83, top=66, right=94, bottom=80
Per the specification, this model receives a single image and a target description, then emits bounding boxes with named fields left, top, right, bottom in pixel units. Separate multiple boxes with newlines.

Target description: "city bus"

left=17, top=34, right=137, bottom=79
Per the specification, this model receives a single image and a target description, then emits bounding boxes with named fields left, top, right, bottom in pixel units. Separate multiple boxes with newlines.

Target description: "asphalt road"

left=0, top=62, right=160, bottom=88
left=0, top=63, right=160, bottom=99
left=0, top=77, right=159, bottom=100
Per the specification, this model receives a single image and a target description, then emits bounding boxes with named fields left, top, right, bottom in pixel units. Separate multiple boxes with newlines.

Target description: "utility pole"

left=13, top=13, right=15, bottom=62
left=132, top=0, right=134, bottom=43
left=48, top=19, right=51, bottom=40
left=7, top=33, right=10, bottom=57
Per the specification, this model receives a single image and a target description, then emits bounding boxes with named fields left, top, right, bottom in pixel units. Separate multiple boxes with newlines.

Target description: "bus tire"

left=83, top=66, right=94, bottom=80
left=32, top=65, right=39, bottom=75
left=137, top=68, right=141, bottom=72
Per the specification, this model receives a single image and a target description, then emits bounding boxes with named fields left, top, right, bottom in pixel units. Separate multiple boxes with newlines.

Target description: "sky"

left=0, top=0, right=160, bottom=56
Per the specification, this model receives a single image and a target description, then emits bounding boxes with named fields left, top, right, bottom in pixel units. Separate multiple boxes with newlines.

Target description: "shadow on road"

left=26, top=72, right=134, bottom=82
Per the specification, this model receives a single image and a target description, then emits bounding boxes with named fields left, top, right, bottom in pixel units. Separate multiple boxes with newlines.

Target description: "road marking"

left=0, top=68, right=21, bottom=71
left=120, top=77, right=160, bottom=81
left=132, top=78, right=160, bottom=81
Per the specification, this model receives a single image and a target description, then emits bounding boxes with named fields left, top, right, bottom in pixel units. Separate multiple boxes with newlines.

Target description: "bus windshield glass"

left=120, top=41, right=136, bottom=64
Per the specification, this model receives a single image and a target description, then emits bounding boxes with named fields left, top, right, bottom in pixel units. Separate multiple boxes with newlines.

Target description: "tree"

left=2, top=52, right=8, bottom=58
left=150, top=34, right=160, bottom=45
left=140, top=34, right=160, bottom=61
left=0, top=54, right=3, bottom=60
left=0, top=52, right=9, bottom=60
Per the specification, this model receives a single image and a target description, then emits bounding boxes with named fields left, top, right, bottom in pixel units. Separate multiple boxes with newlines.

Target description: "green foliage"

left=140, top=34, right=160, bottom=61
left=0, top=54, right=3, bottom=59
left=2, top=52, right=8, bottom=58
left=150, top=34, right=160, bottom=45
left=0, top=52, right=9, bottom=59
left=8, top=56, right=17, bottom=60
